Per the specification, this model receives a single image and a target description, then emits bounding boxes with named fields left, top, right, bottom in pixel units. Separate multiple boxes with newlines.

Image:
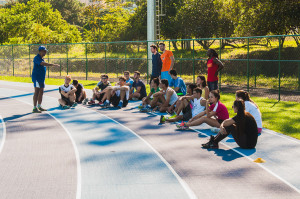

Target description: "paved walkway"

left=0, top=80, right=299, bottom=199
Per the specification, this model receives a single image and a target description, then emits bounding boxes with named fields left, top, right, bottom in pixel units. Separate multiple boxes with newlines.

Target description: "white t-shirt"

left=164, top=87, right=178, bottom=105
left=59, top=84, right=75, bottom=93
left=114, top=85, right=130, bottom=100
left=245, top=101, right=262, bottom=128
left=191, top=97, right=205, bottom=117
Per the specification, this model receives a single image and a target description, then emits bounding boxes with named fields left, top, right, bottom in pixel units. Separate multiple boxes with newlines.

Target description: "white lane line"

left=263, top=129, right=300, bottom=144
left=0, top=91, right=82, bottom=199
left=0, top=115, right=7, bottom=155
left=83, top=106, right=197, bottom=199
left=146, top=110, right=300, bottom=194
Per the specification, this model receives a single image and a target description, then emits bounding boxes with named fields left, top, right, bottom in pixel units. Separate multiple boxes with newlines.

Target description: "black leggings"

left=224, top=125, right=257, bottom=149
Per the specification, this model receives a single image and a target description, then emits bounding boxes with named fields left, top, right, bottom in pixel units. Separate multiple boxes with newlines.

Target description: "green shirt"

left=151, top=87, right=160, bottom=94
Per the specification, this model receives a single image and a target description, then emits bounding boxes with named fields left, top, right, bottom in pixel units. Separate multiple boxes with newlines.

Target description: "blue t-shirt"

left=132, top=79, right=147, bottom=98
left=32, top=54, right=46, bottom=82
left=152, top=53, right=162, bottom=77
left=126, top=78, right=134, bottom=89
left=169, top=77, right=187, bottom=95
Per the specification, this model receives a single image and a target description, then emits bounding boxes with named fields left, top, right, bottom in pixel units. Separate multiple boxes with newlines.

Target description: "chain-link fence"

left=0, top=35, right=299, bottom=101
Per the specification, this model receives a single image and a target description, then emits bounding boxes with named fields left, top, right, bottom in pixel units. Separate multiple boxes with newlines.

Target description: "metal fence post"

left=105, top=43, right=107, bottom=74
left=278, top=37, right=281, bottom=101
left=169, top=40, right=171, bottom=50
left=147, top=41, right=149, bottom=84
left=85, top=43, right=88, bottom=80
left=254, top=61, right=257, bottom=88
left=298, top=62, right=300, bottom=91
left=124, top=43, right=127, bottom=71
left=180, top=59, right=182, bottom=77
left=60, top=59, right=62, bottom=76
left=66, top=45, right=69, bottom=75
left=12, top=45, right=14, bottom=76
left=219, top=39, right=222, bottom=90
left=29, top=45, right=31, bottom=77
left=47, top=46, right=50, bottom=78
left=193, top=40, right=195, bottom=83
left=247, top=38, right=250, bottom=92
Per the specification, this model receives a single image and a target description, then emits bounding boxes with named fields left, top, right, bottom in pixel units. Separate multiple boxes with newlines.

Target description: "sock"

left=106, top=100, right=109, bottom=103
left=120, top=100, right=123, bottom=103
left=214, top=133, right=228, bottom=143
left=37, top=104, right=41, bottom=108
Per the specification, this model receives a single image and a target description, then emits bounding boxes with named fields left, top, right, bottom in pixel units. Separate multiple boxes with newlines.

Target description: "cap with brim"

left=38, top=46, right=47, bottom=51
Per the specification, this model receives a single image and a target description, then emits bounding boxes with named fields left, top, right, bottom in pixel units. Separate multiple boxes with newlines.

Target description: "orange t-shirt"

left=161, top=50, right=174, bottom=72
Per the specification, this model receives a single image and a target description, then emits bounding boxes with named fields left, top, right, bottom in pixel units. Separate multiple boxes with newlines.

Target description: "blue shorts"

left=161, top=71, right=172, bottom=85
left=207, top=81, right=218, bottom=91
left=33, top=80, right=45, bottom=88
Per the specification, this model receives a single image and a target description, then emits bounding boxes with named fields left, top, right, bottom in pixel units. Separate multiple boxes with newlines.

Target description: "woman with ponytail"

left=202, top=99, right=258, bottom=149
left=196, top=75, right=209, bottom=100
left=236, top=90, right=262, bottom=133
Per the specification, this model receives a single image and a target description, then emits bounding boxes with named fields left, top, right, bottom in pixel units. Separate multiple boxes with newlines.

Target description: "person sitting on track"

left=163, top=87, right=206, bottom=123
left=88, top=74, right=111, bottom=105
left=177, top=90, right=229, bottom=130
left=101, top=76, right=130, bottom=109
left=169, top=69, right=187, bottom=96
left=129, top=71, right=147, bottom=101
left=72, top=79, right=87, bottom=104
left=139, top=77, right=160, bottom=112
left=167, top=83, right=197, bottom=115
left=151, top=79, right=178, bottom=113
left=196, top=75, right=209, bottom=100
left=58, top=75, right=77, bottom=109
left=236, top=90, right=263, bottom=134
left=202, top=99, right=258, bottom=149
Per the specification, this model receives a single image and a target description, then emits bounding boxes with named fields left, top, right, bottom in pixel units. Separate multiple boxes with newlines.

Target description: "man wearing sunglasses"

left=88, top=74, right=111, bottom=105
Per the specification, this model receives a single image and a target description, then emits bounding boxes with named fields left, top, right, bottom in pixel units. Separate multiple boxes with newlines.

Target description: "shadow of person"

left=207, top=147, right=256, bottom=162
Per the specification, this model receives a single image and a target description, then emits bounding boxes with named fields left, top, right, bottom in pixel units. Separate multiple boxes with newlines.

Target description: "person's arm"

left=200, top=98, right=206, bottom=106
left=129, top=87, right=134, bottom=94
left=213, top=57, right=224, bottom=76
left=181, top=95, right=194, bottom=101
left=40, top=62, right=60, bottom=67
left=135, top=86, right=142, bottom=94
left=68, top=87, right=77, bottom=94
left=163, top=90, right=173, bottom=106
left=153, top=90, right=164, bottom=97
left=189, top=110, right=206, bottom=122
left=144, top=91, right=153, bottom=101
left=169, top=56, right=175, bottom=71
left=219, top=118, right=235, bottom=135
left=204, top=87, right=209, bottom=100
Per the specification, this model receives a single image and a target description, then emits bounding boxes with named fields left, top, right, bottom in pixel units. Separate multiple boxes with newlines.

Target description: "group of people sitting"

left=57, top=70, right=262, bottom=150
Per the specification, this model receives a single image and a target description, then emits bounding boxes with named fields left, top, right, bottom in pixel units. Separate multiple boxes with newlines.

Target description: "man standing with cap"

left=32, top=46, right=59, bottom=113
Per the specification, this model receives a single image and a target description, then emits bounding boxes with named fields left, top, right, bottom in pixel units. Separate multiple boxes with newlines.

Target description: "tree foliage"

left=0, top=0, right=82, bottom=44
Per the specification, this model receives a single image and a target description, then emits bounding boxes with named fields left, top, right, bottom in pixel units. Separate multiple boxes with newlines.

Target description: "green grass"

left=0, top=75, right=299, bottom=140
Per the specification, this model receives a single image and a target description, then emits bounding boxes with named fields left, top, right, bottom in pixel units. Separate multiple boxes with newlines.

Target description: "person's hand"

left=53, top=64, right=60, bottom=67
left=167, top=106, right=173, bottom=113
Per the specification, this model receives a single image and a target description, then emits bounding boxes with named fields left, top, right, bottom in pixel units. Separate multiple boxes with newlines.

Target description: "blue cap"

left=38, top=46, right=47, bottom=51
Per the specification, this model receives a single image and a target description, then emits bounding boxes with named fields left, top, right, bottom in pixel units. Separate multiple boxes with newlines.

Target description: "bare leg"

left=186, top=116, right=221, bottom=128
left=58, top=99, right=66, bottom=106
left=83, top=90, right=87, bottom=99
left=68, top=93, right=76, bottom=103
left=120, top=90, right=126, bottom=101
left=33, top=87, right=40, bottom=106
left=37, top=88, right=44, bottom=105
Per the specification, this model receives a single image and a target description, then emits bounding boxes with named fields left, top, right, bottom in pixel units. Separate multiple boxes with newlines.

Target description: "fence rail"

left=0, top=34, right=300, bottom=101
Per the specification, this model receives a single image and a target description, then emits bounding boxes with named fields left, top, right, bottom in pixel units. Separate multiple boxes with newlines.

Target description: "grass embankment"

left=0, top=76, right=299, bottom=139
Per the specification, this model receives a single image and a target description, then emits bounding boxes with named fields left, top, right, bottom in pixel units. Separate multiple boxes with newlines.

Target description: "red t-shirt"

left=207, top=57, right=219, bottom=82
left=209, top=101, right=229, bottom=121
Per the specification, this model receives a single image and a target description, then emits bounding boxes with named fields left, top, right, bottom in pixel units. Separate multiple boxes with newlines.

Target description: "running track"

left=0, top=80, right=299, bottom=199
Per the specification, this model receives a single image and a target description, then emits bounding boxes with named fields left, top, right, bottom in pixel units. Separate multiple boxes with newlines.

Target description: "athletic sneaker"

left=138, top=104, right=144, bottom=109
left=63, top=105, right=70, bottom=109
left=176, top=121, right=189, bottom=130
left=202, top=135, right=218, bottom=149
left=117, top=101, right=123, bottom=109
left=166, top=114, right=177, bottom=119
left=211, top=127, right=220, bottom=133
left=140, top=106, right=151, bottom=113
left=88, top=100, right=95, bottom=105
left=160, top=116, right=166, bottom=123
left=98, top=101, right=103, bottom=105
left=83, top=98, right=89, bottom=105
left=32, top=108, right=41, bottom=113
left=72, top=102, right=78, bottom=108
left=38, top=107, right=47, bottom=111
left=101, top=101, right=110, bottom=108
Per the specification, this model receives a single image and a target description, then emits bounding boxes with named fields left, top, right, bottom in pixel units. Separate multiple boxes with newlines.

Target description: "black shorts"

left=96, top=93, right=105, bottom=102
left=75, top=93, right=84, bottom=103
left=110, top=94, right=129, bottom=107
left=182, top=103, right=192, bottom=121
left=217, top=119, right=224, bottom=124
left=61, top=95, right=73, bottom=106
